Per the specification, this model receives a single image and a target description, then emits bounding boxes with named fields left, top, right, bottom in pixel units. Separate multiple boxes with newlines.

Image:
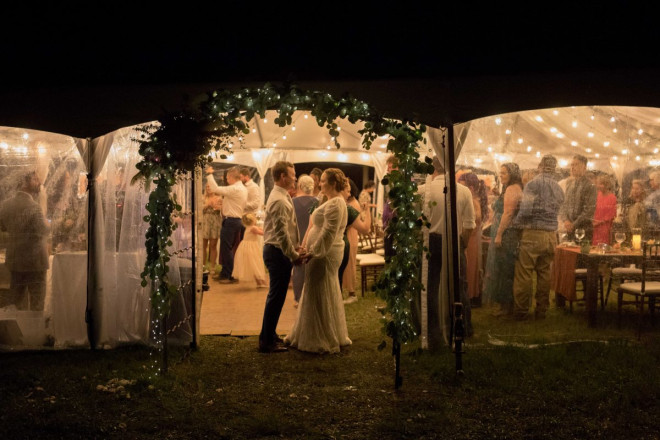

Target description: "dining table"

left=551, top=244, right=644, bottom=327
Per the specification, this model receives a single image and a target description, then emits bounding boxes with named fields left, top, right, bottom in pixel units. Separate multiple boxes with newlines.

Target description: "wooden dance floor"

left=199, top=280, right=298, bottom=336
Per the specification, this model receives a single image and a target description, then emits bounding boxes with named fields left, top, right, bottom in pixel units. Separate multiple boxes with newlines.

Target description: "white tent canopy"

left=455, top=106, right=660, bottom=189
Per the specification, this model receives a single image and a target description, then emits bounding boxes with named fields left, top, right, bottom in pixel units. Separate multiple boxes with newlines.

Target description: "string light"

left=526, top=146, right=533, bottom=152
left=603, top=141, right=610, bottom=147
left=535, top=116, right=543, bottom=122
left=571, top=141, right=578, bottom=147
left=495, top=117, right=502, bottom=125
left=22, top=133, right=29, bottom=140
left=572, top=120, right=578, bottom=128
left=505, top=129, right=511, bottom=135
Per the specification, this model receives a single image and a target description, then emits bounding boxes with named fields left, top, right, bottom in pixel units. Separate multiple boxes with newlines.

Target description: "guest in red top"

left=592, top=174, right=617, bottom=245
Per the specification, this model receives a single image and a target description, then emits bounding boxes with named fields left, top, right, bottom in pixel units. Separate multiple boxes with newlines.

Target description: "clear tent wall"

left=0, top=125, right=194, bottom=349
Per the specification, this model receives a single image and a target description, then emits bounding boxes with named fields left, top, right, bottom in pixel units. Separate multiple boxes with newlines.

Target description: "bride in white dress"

left=285, top=168, right=352, bottom=353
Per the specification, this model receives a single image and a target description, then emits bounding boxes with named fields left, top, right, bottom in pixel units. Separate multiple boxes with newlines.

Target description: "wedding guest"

left=560, top=155, right=597, bottom=242
left=592, top=174, right=617, bottom=245
left=232, top=213, right=267, bottom=287
left=341, top=178, right=371, bottom=304
left=202, top=190, right=223, bottom=275
left=310, top=168, right=323, bottom=198
left=644, top=171, right=660, bottom=224
left=206, top=166, right=247, bottom=283
left=625, top=179, right=647, bottom=242
left=512, top=155, right=564, bottom=320
left=239, top=166, right=261, bottom=215
left=458, top=172, right=489, bottom=307
left=358, top=180, right=376, bottom=212
left=0, top=171, right=50, bottom=311
left=484, top=163, right=523, bottom=317
left=291, top=175, right=317, bottom=307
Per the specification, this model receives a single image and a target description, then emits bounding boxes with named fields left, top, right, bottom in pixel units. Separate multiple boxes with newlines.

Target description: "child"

left=232, top=213, right=267, bottom=287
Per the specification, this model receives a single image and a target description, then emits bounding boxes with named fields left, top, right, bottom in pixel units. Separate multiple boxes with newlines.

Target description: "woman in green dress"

left=484, top=163, right=523, bottom=316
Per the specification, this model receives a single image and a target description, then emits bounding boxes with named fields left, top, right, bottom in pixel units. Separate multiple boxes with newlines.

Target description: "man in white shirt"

left=206, top=166, right=248, bottom=283
left=258, top=161, right=306, bottom=353
left=418, top=156, right=476, bottom=346
left=239, top=166, right=262, bottom=215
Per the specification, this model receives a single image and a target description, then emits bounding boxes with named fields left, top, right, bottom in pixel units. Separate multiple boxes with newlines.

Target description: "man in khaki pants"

left=511, top=155, right=565, bottom=320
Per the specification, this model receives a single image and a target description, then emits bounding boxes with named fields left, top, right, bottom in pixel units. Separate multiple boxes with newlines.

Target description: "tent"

left=3, top=81, right=660, bottom=351
left=0, top=125, right=195, bottom=349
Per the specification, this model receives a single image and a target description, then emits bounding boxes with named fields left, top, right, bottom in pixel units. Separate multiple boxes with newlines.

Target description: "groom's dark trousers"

left=259, top=244, right=293, bottom=347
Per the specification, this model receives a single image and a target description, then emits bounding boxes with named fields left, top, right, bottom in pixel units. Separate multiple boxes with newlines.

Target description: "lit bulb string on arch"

left=132, top=83, right=433, bottom=367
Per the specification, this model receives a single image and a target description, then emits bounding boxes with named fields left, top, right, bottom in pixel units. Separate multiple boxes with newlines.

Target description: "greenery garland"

left=133, top=83, right=433, bottom=347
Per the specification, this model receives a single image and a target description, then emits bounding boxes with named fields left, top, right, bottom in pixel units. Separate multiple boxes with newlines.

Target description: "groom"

left=258, top=161, right=306, bottom=353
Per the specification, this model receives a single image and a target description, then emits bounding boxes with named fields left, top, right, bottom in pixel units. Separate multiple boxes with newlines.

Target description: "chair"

left=604, top=264, right=642, bottom=309
left=357, top=232, right=375, bottom=253
left=617, top=242, right=660, bottom=335
left=356, top=253, right=385, bottom=297
left=572, top=268, right=604, bottom=312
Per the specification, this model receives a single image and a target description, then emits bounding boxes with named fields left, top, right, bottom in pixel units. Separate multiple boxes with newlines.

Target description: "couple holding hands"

left=259, top=162, right=351, bottom=354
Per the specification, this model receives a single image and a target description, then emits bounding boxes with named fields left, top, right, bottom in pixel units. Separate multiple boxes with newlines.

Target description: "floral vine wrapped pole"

left=132, top=83, right=432, bottom=383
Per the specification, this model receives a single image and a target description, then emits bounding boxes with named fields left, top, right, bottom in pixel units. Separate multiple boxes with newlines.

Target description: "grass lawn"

left=1, top=294, right=659, bottom=439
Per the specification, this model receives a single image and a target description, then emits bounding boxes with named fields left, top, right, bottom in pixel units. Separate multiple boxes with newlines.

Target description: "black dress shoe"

left=258, top=343, right=288, bottom=353
left=273, top=335, right=284, bottom=344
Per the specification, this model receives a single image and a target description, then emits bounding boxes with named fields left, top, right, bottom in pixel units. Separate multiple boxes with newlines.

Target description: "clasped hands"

left=293, top=246, right=313, bottom=265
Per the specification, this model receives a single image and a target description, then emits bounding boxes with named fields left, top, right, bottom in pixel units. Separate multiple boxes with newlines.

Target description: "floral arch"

left=133, top=83, right=434, bottom=382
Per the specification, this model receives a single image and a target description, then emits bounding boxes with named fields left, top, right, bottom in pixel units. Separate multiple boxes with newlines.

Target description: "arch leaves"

left=132, top=83, right=433, bottom=353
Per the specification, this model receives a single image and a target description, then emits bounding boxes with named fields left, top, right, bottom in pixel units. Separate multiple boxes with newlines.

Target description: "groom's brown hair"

left=272, top=161, right=294, bottom=181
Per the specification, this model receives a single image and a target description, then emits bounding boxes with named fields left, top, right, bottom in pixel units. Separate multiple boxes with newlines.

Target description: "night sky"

left=2, top=2, right=659, bottom=135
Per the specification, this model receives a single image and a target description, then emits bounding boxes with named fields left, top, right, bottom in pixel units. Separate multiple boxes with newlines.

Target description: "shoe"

left=273, top=335, right=284, bottom=344
left=217, top=277, right=232, bottom=284
left=343, top=295, right=358, bottom=304
left=258, top=343, right=288, bottom=353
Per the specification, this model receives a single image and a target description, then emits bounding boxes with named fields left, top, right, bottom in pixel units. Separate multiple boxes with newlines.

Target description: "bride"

left=285, top=168, right=352, bottom=353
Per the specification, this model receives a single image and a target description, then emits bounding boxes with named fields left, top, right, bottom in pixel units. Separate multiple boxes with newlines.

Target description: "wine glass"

left=615, top=232, right=626, bottom=246
left=575, top=228, right=585, bottom=242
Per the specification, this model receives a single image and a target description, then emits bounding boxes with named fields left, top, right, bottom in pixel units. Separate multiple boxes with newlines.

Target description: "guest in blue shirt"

left=512, top=155, right=565, bottom=320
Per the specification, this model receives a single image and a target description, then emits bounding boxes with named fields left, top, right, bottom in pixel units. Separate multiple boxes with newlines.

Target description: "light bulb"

left=526, top=146, right=533, bottom=152
left=553, top=110, right=559, bottom=115
left=263, top=119, right=268, bottom=123
left=495, top=117, right=502, bottom=125
left=638, top=129, right=644, bottom=135
left=535, top=116, right=543, bottom=122
left=588, top=132, right=594, bottom=138
left=478, top=138, right=483, bottom=143
left=571, top=141, right=578, bottom=146
left=595, top=153, right=600, bottom=158
left=252, top=128, right=256, bottom=133
left=654, top=148, right=659, bottom=154
left=292, top=125, right=296, bottom=131
left=517, top=138, right=523, bottom=144
left=304, top=114, right=308, bottom=119
left=22, top=133, right=28, bottom=140
left=636, top=156, right=641, bottom=161
left=610, top=117, right=615, bottom=122
left=282, top=135, right=287, bottom=140
left=556, top=133, right=564, bottom=138
left=487, top=146, right=493, bottom=152
left=536, top=151, right=541, bottom=158
left=550, top=127, right=557, bottom=133
left=634, top=139, right=640, bottom=145
left=505, top=129, right=511, bottom=135
left=604, top=141, right=610, bottom=147
left=613, top=128, right=618, bottom=133
left=572, top=120, right=578, bottom=128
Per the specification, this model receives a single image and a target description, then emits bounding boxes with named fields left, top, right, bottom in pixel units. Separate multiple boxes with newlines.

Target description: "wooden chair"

left=604, top=264, right=642, bottom=309
left=617, top=242, right=660, bottom=336
left=572, top=268, right=604, bottom=312
left=356, top=253, right=385, bottom=297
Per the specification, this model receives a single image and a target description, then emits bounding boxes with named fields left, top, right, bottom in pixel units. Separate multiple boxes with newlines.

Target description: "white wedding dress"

left=285, top=196, right=352, bottom=353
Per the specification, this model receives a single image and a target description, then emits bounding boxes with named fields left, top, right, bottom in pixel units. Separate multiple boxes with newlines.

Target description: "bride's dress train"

left=285, top=196, right=351, bottom=353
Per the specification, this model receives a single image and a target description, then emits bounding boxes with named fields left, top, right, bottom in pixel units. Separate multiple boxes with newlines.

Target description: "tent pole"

left=85, top=137, right=97, bottom=350
left=190, top=170, right=198, bottom=350
left=445, top=125, right=464, bottom=374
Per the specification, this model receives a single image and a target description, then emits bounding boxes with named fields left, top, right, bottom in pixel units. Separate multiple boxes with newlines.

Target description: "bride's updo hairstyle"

left=323, top=168, right=347, bottom=193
